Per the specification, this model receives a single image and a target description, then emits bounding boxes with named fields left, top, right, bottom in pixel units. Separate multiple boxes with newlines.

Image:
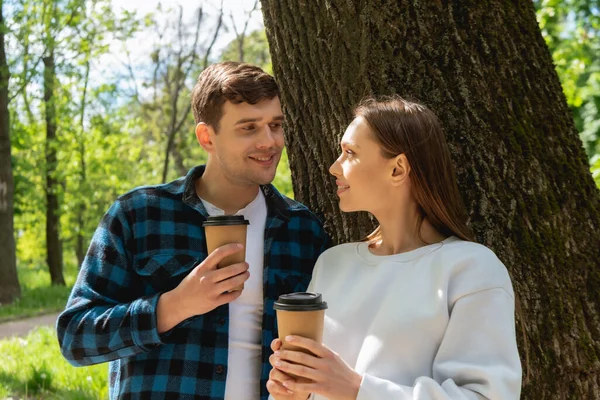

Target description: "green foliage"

left=535, top=0, right=600, bottom=162
left=0, top=327, right=108, bottom=399
left=591, top=154, right=600, bottom=187
left=274, top=148, right=294, bottom=199
left=27, top=361, right=54, bottom=394
left=220, top=29, right=272, bottom=73
left=7, top=0, right=151, bottom=265
left=0, top=257, right=77, bottom=321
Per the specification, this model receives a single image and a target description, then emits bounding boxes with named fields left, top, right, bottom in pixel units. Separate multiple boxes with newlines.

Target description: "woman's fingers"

left=267, top=379, right=294, bottom=396
left=268, top=368, right=296, bottom=396
left=271, top=338, right=283, bottom=352
left=275, top=349, right=319, bottom=369
left=271, top=367, right=295, bottom=383
left=274, top=358, right=319, bottom=382
left=283, top=336, right=329, bottom=358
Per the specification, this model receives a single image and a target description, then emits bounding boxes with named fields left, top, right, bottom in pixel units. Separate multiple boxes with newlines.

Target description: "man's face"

left=205, top=97, right=285, bottom=186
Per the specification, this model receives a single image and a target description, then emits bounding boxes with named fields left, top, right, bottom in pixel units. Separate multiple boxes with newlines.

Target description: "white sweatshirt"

left=307, top=236, right=522, bottom=399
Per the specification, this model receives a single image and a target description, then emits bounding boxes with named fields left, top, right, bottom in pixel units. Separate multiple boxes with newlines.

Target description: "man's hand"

left=157, top=243, right=249, bottom=333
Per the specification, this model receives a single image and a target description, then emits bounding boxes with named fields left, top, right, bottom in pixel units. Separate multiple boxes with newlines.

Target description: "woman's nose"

left=329, top=156, right=341, bottom=176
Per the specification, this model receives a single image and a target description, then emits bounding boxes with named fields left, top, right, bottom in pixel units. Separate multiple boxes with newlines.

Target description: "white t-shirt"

left=306, top=236, right=522, bottom=400
left=200, top=190, right=267, bottom=400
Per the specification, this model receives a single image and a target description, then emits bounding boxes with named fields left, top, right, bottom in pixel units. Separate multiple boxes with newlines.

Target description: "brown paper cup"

left=276, top=309, right=326, bottom=353
left=203, top=216, right=249, bottom=291
left=274, top=293, right=328, bottom=382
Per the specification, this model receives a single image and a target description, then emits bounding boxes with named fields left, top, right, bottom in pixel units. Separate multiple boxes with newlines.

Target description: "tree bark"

left=43, top=51, right=65, bottom=286
left=0, top=0, right=21, bottom=304
left=261, top=0, right=600, bottom=398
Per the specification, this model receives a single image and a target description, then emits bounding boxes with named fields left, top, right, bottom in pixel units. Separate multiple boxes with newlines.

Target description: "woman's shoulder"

left=442, top=237, right=501, bottom=260
left=317, top=242, right=361, bottom=261
left=439, top=238, right=514, bottom=299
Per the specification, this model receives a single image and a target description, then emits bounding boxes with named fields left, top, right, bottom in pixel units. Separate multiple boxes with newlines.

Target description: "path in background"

left=0, top=312, right=61, bottom=339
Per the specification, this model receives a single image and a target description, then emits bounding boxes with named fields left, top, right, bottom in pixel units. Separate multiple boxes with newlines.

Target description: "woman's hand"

left=270, top=335, right=363, bottom=400
left=267, top=338, right=311, bottom=400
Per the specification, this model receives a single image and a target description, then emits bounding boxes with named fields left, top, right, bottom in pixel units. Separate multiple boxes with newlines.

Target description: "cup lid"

left=273, top=292, right=328, bottom=311
left=202, top=215, right=250, bottom=227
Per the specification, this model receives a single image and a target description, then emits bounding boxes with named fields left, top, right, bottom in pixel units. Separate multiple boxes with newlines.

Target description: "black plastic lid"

left=202, top=215, right=250, bottom=227
left=273, top=292, right=328, bottom=311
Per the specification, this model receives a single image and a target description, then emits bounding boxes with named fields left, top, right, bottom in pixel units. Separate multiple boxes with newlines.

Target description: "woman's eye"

left=345, top=149, right=354, bottom=155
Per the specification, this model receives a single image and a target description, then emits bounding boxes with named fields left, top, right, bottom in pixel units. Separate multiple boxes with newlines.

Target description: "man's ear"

left=391, top=154, right=410, bottom=186
left=195, top=122, right=215, bottom=152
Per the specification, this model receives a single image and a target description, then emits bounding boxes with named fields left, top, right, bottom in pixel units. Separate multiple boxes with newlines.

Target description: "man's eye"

left=242, top=125, right=256, bottom=131
left=269, top=123, right=282, bottom=130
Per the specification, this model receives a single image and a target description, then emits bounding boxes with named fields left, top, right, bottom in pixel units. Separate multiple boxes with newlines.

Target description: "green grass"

left=0, top=326, right=108, bottom=399
left=0, top=261, right=77, bottom=323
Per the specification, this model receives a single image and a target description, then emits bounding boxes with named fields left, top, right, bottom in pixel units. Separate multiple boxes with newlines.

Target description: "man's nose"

left=257, top=125, right=276, bottom=148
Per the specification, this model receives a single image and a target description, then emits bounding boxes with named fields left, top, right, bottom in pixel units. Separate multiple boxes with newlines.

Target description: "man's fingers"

left=209, top=262, right=249, bottom=283
left=199, top=243, right=244, bottom=271
left=215, top=270, right=250, bottom=293
left=216, top=289, right=243, bottom=306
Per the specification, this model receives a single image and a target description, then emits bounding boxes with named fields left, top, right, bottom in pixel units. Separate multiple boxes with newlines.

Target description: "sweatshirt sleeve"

left=56, top=200, right=164, bottom=366
left=357, top=287, right=522, bottom=400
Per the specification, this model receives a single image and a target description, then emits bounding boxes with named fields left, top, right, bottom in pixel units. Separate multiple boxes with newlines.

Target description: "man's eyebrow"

left=234, top=115, right=285, bottom=125
left=235, top=117, right=260, bottom=125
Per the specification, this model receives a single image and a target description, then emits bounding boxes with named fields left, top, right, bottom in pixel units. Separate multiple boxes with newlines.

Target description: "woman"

left=267, top=96, right=522, bottom=399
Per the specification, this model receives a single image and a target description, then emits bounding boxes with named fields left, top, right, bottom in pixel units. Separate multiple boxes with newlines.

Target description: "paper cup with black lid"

left=202, top=215, right=249, bottom=291
left=273, top=292, right=328, bottom=354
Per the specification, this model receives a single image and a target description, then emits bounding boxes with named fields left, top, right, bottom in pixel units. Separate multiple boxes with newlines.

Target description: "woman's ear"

left=195, top=122, right=214, bottom=152
left=391, top=154, right=410, bottom=186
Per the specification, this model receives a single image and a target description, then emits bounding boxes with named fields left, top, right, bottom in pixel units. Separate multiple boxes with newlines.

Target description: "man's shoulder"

left=115, top=176, right=187, bottom=209
left=280, top=194, right=313, bottom=214
left=264, top=185, right=320, bottom=218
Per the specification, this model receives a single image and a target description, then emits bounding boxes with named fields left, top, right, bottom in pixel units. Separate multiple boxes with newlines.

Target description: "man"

left=57, top=62, right=330, bottom=400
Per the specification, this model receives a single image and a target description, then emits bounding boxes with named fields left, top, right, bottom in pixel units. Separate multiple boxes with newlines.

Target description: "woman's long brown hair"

left=355, top=96, right=475, bottom=243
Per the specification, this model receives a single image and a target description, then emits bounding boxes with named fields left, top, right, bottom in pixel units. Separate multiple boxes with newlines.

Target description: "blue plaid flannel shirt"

left=57, top=165, right=331, bottom=400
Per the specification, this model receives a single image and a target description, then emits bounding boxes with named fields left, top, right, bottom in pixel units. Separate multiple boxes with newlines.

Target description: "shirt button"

left=216, top=365, right=225, bottom=374
left=217, top=318, right=225, bottom=326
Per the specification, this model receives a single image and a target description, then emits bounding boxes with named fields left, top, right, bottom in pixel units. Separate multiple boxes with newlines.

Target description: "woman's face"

left=329, top=117, right=397, bottom=213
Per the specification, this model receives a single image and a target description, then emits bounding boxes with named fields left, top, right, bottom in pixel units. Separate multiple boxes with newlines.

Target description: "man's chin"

left=242, top=170, right=277, bottom=186
left=256, top=173, right=277, bottom=186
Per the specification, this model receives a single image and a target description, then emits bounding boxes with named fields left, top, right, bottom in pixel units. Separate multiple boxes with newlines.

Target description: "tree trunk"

left=261, top=0, right=600, bottom=398
left=75, top=60, right=90, bottom=268
left=43, top=52, right=64, bottom=286
left=0, top=0, right=21, bottom=304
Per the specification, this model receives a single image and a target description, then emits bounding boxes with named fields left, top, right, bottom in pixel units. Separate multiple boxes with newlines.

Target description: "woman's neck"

left=370, top=202, right=446, bottom=256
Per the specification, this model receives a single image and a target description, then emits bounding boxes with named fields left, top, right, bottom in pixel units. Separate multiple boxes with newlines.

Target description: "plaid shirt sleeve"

left=57, top=199, right=163, bottom=366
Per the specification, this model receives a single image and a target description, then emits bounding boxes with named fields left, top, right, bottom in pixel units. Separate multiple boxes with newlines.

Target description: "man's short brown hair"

left=191, top=61, right=280, bottom=132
